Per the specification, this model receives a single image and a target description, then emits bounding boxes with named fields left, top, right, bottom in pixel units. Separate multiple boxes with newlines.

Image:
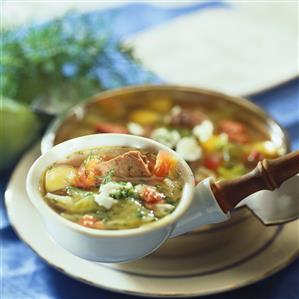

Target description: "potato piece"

left=148, top=98, right=172, bottom=113
left=45, top=165, right=77, bottom=192
left=201, top=134, right=228, bottom=152
left=129, top=109, right=160, bottom=125
left=252, top=141, right=283, bottom=158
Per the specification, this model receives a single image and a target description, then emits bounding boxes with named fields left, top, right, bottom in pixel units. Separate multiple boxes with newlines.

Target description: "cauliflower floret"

left=95, top=182, right=136, bottom=209
left=127, top=122, right=145, bottom=136
left=151, top=127, right=180, bottom=148
left=193, top=120, right=214, bottom=143
left=95, top=182, right=119, bottom=209
left=176, top=137, right=202, bottom=161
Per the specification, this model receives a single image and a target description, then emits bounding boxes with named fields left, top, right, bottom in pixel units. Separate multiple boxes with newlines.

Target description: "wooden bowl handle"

left=212, top=150, right=299, bottom=213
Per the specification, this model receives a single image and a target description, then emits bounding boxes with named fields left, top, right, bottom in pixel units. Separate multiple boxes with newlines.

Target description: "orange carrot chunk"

left=153, top=150, right=177, bottom=177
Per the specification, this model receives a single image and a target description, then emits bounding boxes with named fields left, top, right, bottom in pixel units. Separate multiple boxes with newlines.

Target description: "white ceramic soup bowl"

left=26, top=134, right=229, bottom=263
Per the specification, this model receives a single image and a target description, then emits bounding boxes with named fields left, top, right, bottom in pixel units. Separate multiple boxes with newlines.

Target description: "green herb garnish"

left=102, top=169, right=115, bottom=184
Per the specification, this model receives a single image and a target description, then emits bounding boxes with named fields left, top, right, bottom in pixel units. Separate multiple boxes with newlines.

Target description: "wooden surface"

left=213, top=151, right=299, bottom=212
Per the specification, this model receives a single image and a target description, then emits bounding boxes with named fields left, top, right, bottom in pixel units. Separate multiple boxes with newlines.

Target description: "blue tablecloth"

left=1, top=3, right=299, bottom=299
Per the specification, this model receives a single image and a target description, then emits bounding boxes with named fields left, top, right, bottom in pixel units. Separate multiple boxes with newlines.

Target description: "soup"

left=54, top=97, right=283, bottom=183
left=40, top=147, right=184, bottom=230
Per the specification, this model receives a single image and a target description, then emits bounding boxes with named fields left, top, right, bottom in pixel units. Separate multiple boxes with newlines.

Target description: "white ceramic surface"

left=5, top=144, right=299, bottom=297
left=26, top=134, right=228, bottom=263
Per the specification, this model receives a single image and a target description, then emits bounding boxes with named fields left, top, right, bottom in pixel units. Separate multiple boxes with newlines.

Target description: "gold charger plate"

left=5, top=144, right=299, bottom=297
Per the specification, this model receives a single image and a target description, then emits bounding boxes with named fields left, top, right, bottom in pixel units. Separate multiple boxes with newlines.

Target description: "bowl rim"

left=41, top=84, right=291, bottom=155
left=27, top=134, right=195, bottom=238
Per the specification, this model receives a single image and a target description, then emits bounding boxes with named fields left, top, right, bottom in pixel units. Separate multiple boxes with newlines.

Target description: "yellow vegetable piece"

left=129, top=109, right=160, bottom=125
left=45, top=165, right=77, bottom=192
left=201, top=134, right=228, bottom=152
left=252, top=141, right=282, bottom=158
left=148, top=98, right=172, bottom=113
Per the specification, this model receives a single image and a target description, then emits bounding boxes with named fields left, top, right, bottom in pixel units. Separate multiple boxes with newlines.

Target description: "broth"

left=40, top=147, right=184, bottom=230
left=54, top=97, right=283, bottom=183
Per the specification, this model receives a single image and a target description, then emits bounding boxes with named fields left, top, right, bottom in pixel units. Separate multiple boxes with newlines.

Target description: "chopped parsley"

left=102, top=169, right=115, bottom=184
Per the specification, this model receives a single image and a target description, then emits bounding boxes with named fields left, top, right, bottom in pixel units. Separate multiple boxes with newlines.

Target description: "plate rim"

left=4, top=144, right=299, bottom=298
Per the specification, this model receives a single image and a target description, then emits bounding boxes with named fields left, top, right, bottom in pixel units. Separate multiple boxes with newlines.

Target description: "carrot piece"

left=140, top=187, right=165, bottom=204
left=73, top=157, right=100, bottom=189
left=219, top=120, right=249, bottom=144
left=153, top=150, right=177, bottom=177
left=203, top=153, right=223, bottom=170
left=79, top=215, right=105, bottom=229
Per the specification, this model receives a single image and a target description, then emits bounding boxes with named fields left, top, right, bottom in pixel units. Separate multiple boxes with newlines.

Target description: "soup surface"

left=54, top=97, right=283, bottom=182
left=41, top=147, right=184, bottom=229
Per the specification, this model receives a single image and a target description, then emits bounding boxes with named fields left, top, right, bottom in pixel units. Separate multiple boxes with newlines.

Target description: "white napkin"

left=126, top=2, right=298, bottom=96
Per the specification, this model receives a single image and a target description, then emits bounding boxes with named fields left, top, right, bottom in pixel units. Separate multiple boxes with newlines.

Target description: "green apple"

left=0, top=98, right=40, bottom=170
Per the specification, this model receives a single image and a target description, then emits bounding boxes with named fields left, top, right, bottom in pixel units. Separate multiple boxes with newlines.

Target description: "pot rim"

left=41, top=84, right=291, bottom=155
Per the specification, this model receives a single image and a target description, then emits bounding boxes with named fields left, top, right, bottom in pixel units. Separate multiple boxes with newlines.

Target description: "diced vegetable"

left=59, top=187, right=99, bottom=213
left=217, top=164, right=246, bottom=179
left=45, top=193, right=73, bottom=210
left=193, top=120, right=214, bottom=142
left=95, top=182, right=137, bottom=210
left=45, top=165, right=77, bottom=192
left=156, top=178, right=182, bottom=201
left=66, top=186, right=94, bottom=201
left=109, top=182, right=136, bottom=200
left=73, top=155, right=101, bottom=189
left=176, top=137, right=202, bottom=161
left=129, top=109, right=160, bottom=125
left=139, top=186, right=165, bottom=204
left=71, top=195, right=99, bottom=213
left=79, top=215, right=105, bottom=229
left=201, top=133, right=228, bottom=152
left=153, top=150, right=177, bottom=177
left=105, top=200, right=156, bottom=229
left=222, top=142, right=245, bottom=162
left=151, top=128, right=180, bottom=148
left=251, top=141, right=283, bottom=158
left=148, top=98, right=172, bottom=113
left=127, top=122, right=145, bottom=136
left=203, top=153, right=223, bottom=170
left=219, top=120, right=249, bottom=144
left=153, top=203, right=175, bottom=218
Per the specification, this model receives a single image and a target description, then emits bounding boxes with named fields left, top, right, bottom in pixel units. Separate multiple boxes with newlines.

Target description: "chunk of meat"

left=219, top=120, right=249, bottom=144
left=170, top=108, right=207, bottom=128
left=97, top=151, right=153, bottom=178
left=95, top=122, right=128, bottom=134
